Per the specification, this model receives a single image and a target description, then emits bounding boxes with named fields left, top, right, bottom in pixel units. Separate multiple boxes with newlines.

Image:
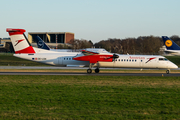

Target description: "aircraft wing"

left=73, top=50, right=119, bottom=63
left=81, top=50, right=99, bottom=55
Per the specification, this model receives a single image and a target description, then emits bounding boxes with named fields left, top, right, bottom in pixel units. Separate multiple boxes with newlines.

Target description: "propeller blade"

left=113, top=54, right=119, bottom=59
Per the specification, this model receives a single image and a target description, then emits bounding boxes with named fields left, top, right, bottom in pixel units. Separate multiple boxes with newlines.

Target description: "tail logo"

left=38, top=41, right=44, bottom=48
left=165, top=40, right=173, bottom=47
left=15, top=39, right=25, bottom=46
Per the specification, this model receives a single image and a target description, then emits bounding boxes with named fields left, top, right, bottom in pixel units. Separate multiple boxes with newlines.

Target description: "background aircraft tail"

left=6, top=28, right=36, bottom=54
left=162, top=36, right=180, bottom=50
left=35, top=36, right=50, bottom=50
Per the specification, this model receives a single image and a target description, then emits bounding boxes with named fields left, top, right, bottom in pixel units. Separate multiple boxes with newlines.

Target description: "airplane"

left=162, top=36, right=180, bottom=55
left=6, top=28, right=178, bottom=74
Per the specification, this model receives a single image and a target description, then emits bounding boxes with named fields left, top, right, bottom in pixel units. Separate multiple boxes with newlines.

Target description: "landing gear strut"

left=87, top=63, right=93, bottom=74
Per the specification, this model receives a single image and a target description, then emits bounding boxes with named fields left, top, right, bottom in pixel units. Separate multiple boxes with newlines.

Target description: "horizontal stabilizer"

left=6, top=28, right=59, bottom=54
left=6, top=28, right=35, bottom=54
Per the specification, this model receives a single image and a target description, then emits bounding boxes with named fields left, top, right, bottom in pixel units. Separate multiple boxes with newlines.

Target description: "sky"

left=1, top=0, right=180, bottom=43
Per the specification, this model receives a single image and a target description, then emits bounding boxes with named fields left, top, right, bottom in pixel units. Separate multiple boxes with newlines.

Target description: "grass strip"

left=0, top=75, right=180, bottom=119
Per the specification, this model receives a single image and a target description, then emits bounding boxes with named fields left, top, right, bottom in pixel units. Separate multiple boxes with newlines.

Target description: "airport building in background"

left=28, top=32, right=75, bottom=48
left=0, top=38, right=13, bottom=52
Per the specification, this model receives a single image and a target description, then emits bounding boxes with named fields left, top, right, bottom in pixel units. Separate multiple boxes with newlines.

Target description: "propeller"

left=111, top=54, right=119, bottom=62
left=113, top=54, right=119, bottom=59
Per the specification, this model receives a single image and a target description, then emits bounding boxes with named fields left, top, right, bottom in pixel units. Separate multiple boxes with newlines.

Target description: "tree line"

left=63, top=35, right=180, bottom=55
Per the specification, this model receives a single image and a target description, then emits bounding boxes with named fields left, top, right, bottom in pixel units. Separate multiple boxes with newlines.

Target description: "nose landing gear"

left=166, top=69, right=170, bottom=74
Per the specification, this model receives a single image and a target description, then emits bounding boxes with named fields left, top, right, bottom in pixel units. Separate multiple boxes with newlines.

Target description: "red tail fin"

left=6, top=28, right=35, bottom=54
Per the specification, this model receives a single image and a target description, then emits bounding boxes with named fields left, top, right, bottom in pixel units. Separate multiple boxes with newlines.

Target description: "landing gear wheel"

left=95, top=68, right=100, bottom=73
left=87, top=69, right=92, bottom=74
left=166, top=70, right=170, bottom=74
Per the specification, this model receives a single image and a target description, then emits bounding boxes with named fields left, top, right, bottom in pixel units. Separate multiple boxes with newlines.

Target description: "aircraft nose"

left=170, top=63, right=178, bottom=69
left=174, top=64, right=178, bottom=69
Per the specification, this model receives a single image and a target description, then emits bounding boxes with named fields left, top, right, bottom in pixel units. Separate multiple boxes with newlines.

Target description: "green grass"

left=0, top=75, right=180, bottom=119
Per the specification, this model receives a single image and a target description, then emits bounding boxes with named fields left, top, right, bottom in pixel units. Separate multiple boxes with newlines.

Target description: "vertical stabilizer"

left=162, top=36, right=180, bottom=50
left=6, top=28, right=35, bottom=54
left=35, top=36, right=51, bottom=50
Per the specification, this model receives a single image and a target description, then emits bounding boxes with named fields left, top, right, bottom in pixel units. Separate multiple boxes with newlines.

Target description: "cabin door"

left=139, top=59, right=144, bottom=68
left=58, top=57, right=63, bottom=65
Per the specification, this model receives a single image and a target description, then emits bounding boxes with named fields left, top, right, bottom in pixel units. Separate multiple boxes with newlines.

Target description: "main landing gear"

left=95, top=68, right=99, bottom=73
left=87, top=68, right=100, bottom=74
left=87, top=63, right=100, bottom=74
left=87, top=69, right=92, bottom=74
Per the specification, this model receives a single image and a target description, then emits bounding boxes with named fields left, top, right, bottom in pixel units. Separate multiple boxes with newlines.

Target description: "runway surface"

left=0, top=66, right=179, bottom=76
left=0, top=66, right=180, bottom=70
left=0, top=71, right=179, bottom=76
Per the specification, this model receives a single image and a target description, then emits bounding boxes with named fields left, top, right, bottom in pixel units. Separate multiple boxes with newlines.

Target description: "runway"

left=0, top=71, right=180, bottom=76
left=1, top=66, right=180, bottom=70
left=0, top=66, right=179, bottom=76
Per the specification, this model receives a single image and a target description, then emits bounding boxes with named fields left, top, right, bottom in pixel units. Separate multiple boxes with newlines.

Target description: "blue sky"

left=1, top=0, right=180, bottom=43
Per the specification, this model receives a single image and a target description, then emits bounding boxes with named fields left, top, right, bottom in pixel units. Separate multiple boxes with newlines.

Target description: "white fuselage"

left=14, top=53, right=178, bottom=69
left=164, top=50, right=180, bottom=56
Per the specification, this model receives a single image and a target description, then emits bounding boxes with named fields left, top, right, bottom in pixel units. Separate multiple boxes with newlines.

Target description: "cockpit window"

left=159, top=58, right=168, bottom=61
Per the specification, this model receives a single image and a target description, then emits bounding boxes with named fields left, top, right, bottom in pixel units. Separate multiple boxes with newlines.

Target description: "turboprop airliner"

left=6, top=28, right=178, bottom=74
left=162, top=36, right=180, bottom=56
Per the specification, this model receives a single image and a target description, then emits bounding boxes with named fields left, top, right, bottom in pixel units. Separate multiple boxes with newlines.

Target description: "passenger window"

left=132, top=59, right=134, bottom=62
left=135, top=60, right=137, bottom=62
left=124, top=59, right=126, bottom=61
left=121, top=59, right=123, bottom=61
left=141, top=60, right=143, bottom=62
left=129, top=59, right=131, bottom=62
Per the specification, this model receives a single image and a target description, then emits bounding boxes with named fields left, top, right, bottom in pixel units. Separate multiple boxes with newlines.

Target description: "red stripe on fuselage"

left=15, top=46, right=35, bottom=54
